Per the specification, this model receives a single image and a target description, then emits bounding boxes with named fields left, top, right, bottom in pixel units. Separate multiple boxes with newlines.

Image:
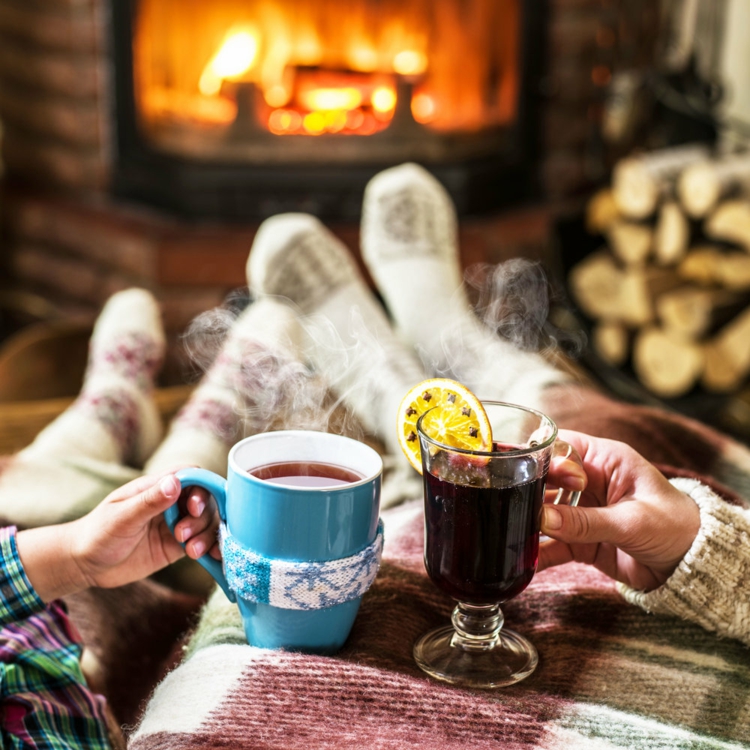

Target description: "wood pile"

left=570, top=143, right=750, bottom=399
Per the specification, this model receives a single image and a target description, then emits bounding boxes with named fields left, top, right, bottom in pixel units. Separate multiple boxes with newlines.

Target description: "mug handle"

left=550, top=439, right=584, bottom=508
left=163, top=467, right=236, bottom=602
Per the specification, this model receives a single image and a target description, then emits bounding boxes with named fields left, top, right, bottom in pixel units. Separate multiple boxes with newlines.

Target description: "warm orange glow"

left=199, top=27, right=259, bottom=96
left=303, top=112, right=326, bottom=134
left=393, top=50, right=427, bottom=76
left=134, top=0, right=520, bottom=141
left=412, top=92, right=436, bottom=123
left=371, top=86, right=396, bottom=112
left=300, top=87, right=363, bottom=112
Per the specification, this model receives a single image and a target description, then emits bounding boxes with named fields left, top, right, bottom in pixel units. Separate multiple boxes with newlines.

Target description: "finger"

left=548, top=456, right=587, bottom=492
left=106, top=474, right=162, bottom=503
left=123, top=474, right=182, bottom=527
left=173, top=510, right=215, bottom=543
left=540, top=503, right=631, bottom=547
left=185, top=526, right=220, bottom=560
left=537, top=538, right=575, bottom=571
left=157, top=518, right=187, bottom=565
left=185, top=488, right=212, bottom=518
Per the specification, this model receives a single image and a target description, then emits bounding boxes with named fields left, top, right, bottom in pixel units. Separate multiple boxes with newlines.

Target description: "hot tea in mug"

left=165, top=430, right=383, bottom=654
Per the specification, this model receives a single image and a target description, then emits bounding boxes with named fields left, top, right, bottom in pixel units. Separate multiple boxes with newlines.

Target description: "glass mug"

left=413, top=401, right=583, bottom=688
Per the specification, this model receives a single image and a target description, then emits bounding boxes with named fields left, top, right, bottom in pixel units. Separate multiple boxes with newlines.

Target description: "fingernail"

left=192, top=540, right=206, bottom=557
left=160, top=475, right=178, bottom=496
left=195, top=500, right=206, bottom=516
left=542, top=506, right=563, bottom=532
left=569, top=476, right=586, bottom=491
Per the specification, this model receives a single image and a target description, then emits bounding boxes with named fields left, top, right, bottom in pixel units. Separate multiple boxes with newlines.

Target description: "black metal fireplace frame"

left=109, top=0, right=548, bottom=221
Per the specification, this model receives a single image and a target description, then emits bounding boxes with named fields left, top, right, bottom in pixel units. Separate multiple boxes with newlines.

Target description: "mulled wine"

left=249, top=461, right=363, bottom=487
left=423, top=447, right=545, bottom=604
left=413, top=400, right=583, bottom=688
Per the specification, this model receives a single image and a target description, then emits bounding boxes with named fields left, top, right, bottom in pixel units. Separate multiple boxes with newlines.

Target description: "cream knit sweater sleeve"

left=618, top=477, right=750, bottom=646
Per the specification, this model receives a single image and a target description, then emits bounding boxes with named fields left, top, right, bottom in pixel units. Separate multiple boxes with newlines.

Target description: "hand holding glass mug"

left=539, top=430, right=701, bottom=592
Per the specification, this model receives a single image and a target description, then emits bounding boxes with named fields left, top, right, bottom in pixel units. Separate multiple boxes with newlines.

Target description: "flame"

left=393, top=50, right=427, bottom=76
left=371, top=87, right=396, bottom=112
left=135, top=0, right=520, bottom=139
left=199, top=27, right=260, bottom=96
left=300, top=87, right=363, bottom=112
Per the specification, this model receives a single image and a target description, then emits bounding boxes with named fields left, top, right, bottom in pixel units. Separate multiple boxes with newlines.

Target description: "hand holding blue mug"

left=164, top=430, right=383, bottom=654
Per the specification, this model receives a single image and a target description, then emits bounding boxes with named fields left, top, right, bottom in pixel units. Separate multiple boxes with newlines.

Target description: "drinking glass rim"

left=416, top=399, right=558, bottom=457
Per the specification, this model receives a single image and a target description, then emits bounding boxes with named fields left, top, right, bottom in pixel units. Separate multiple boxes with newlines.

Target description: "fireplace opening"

left=111, top=1, right=544, bottom=220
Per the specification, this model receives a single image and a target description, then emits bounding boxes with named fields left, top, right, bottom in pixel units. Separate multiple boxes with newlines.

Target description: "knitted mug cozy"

left=219, top=521, right=384, bottom=610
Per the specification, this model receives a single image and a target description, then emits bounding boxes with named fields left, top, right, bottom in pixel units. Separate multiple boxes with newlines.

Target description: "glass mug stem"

left=450, top=603, right=504, bottom=652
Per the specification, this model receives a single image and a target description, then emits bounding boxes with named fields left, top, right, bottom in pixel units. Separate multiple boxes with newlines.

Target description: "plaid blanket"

left=4, top=383, right=750, bottom=749
left=126, top=384, right=750, bottom=750
left=128, top=495, right=750, bottom=750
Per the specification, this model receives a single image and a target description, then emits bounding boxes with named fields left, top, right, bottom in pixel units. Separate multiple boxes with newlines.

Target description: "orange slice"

left=397, top=378, right=492, bottom=473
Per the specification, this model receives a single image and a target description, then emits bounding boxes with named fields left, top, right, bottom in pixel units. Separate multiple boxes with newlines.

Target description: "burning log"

left=678, top=153, right=750, bottom=218
left=654, top=201, right=689, bottom=266
left=632, top=326, right=704, bottom=398
left=612, top=143, right=710, bottom=219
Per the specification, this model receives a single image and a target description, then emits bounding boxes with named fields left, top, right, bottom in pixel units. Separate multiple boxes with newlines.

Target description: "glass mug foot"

left=413, top=603, right=538, bottom=688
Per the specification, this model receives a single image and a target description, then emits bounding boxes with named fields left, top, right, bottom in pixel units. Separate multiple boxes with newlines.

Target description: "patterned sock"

left=0, top=289, right=164, bottom=528
left=247, top=213, right=428, bottom=467
left=361, top=163, right=569, bottom=409
left=145, top=298, right=308, bottom=477
left=24, top=288, right=165, bottom=467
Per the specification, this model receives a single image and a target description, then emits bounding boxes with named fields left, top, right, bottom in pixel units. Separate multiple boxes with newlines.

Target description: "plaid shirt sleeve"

left=0, top=526, right=45, bottom=628
left=1, top=526, right=113, bottom=749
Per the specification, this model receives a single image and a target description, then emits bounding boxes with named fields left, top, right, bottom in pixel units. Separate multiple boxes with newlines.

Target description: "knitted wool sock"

left=247, top=213, right=428, bottom=463
left=26, top=288, right=165, bottom=466
left=0, top=289, right=164, bottom=528
left=145, top=298, right=308, bottom=477
left=361, top=163, right=569, bottom=410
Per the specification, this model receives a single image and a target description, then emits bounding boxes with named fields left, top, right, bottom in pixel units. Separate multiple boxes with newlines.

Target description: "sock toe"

left=247, top=214, right=362, bottom=312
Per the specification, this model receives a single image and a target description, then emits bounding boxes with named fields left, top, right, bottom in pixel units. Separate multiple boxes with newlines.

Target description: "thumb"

left=126, top=474, right=182, bottom=527
left=541, top=503, right=627, bottom=546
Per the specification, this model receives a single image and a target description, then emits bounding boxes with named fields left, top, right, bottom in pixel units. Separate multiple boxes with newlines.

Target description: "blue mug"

left=164, top=430, right=383, bottom=654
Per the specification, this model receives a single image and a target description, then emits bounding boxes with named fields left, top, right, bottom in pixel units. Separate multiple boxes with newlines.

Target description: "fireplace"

left=110, top=0, right=545, bottom=220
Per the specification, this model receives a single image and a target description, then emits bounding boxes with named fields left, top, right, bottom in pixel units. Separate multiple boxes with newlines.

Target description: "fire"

left=134, top=0, right=519, bottom=139
left=300, top=88, right=363, bottom=112
left=199, top=28, right=260, bottom=96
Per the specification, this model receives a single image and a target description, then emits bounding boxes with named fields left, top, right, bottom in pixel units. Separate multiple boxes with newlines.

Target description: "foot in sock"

left=0, top=290, right=164, bottom=528
left=360, top=163, right=569, bottom=410
left=145, top=297, right=310, bottom=477
left=247, top=213, right=428, bottom=464
left=26, top=288, right=165, bottom=467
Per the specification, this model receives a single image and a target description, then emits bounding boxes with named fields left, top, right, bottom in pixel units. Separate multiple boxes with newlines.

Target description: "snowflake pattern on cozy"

left=219, top=521, right=384, bottom=610
left=86, top=332, right=163, bottom=391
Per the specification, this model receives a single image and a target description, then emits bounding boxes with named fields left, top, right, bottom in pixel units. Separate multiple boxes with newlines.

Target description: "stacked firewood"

left=569, top=143, right=750, bottom=399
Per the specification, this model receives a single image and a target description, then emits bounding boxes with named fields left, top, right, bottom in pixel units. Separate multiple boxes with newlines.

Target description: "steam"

left=466, top=259, right=586, bottom=357
left=179, top=258, right=583, bottom=452
left=181, top=296, right=368, bottom=442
